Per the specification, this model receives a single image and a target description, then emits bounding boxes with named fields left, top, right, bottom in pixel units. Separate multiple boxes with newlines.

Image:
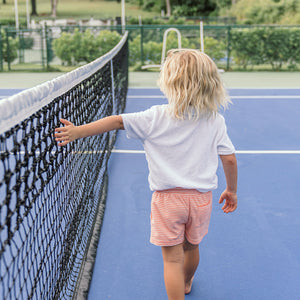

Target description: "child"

left=55, top=49, right=238, bottom=300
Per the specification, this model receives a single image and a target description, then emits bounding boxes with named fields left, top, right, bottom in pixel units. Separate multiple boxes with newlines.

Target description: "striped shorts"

left=150, top=188, right=212, bottom=246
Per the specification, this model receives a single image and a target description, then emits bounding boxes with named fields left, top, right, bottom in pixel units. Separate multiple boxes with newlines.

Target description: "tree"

left=31, top=0, right=38, bottom=16
left=166, top=0, right=171, bottom=16
left=3, top=0, right=7, bottom=5
left=51, top=0, right=58, bottom=17
left=172, top=0, right=216, bottom=16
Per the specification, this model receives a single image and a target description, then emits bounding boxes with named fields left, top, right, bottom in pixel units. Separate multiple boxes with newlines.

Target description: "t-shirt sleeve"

left=217, top=115, right=236, bottom=155
left=121, top=107, right=156, bottom=140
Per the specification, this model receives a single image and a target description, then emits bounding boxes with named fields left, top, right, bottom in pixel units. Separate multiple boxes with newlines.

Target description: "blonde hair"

left=158, top=49, right=230, bottom=120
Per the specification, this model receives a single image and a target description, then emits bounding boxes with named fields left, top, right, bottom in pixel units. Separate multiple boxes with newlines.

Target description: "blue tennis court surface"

left=0, top=89, right=24, bottom=99
left=1, top=87, right=299, bottom=299
left=88, top=88, right=300, bottom=300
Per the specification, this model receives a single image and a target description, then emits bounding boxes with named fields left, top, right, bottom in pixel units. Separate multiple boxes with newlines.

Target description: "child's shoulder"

left=149, top=104, right=168, bottom=111
left=204, top=112, right=226, bottom=127
left=145, top=104, right=168, bottom=115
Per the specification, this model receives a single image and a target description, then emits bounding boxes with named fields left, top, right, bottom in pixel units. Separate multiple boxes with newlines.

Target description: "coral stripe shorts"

left=150, top=189, right=212, bottom=246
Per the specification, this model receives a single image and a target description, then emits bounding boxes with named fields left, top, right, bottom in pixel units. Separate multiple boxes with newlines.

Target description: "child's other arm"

left=54, top=115, right=124, bottom=146
left=219, top=153, right=238, bottom=213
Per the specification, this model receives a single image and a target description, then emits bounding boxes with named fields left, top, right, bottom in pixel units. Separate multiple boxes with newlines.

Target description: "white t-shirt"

left=121, top=105, right=235, bottom=192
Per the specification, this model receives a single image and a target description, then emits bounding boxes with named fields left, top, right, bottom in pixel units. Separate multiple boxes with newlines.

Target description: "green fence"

left=0, top=26, right=53, bottom=71
left=1, top=24, right=300, bottom=71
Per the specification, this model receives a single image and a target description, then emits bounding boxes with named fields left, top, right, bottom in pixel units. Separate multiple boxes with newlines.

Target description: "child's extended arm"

left=54, top=115, right=124, bottom=146
left=219, top=154, right=238, bottom=213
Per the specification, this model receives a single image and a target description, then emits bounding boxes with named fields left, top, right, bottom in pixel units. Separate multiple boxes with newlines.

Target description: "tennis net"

left=0, top=32, right=128, bottom=299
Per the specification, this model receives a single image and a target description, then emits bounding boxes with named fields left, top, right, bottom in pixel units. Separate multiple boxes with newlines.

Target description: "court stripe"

left=127, top=95, right=300, bottom=99
left=111, top=149, right=300, bottom=154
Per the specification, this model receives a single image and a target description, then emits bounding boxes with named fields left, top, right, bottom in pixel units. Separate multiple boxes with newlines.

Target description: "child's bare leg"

left=161, top=244, right=185, bottom=300
left=183, top=239, right=199, bottom=294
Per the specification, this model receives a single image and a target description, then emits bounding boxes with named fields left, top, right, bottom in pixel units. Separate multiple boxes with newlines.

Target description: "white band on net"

left=0, top=32, right=128, bottom=135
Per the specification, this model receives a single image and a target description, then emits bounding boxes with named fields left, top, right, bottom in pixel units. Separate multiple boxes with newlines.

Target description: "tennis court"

left=87, top=87, right=300, bottom=300
left=1, top=48, right=300, bottom=298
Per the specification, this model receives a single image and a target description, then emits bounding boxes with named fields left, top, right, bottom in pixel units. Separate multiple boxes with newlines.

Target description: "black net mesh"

left=0, top=37, right=128, bottom=300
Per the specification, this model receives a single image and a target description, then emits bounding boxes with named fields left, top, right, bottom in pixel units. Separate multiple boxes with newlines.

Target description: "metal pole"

left=121, top=0, right=125, bottom=34
left=26, top=0, right=30, bottom=28
left=226, top=26, right=231, bottom=70
left=140, top=25, right=144, bottom=66
left=0, top=28, right=3, bottom=71
left=45, top=25, right=49, bottom=69
left=14, top=0, right=19, bottom=30
left=200, top=21, right=204, bottom=52
left=6, top=29, right=11, bottom=71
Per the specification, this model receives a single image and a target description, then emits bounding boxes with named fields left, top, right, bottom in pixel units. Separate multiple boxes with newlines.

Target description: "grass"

left=0, top=0, right=158, bottom=21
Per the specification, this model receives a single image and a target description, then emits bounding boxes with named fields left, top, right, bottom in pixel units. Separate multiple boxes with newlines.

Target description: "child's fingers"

left=222, top=201, right=229, bottom=211
left=57, top=140, right=69, bottom=147
left=55, top=136, right=68, bottom=142
left=60, top=118, right=73, bottom=126
left=54, top=132, right=67, bottom=138
left=224, top=202, right=237, bottom=213
left=221, top=199, right=236, bottom=213
left=219, top=194, right=225, bottom=204
left=223, top=203, right=231, bottom=213
left=55, top=127, right=67, bottom=132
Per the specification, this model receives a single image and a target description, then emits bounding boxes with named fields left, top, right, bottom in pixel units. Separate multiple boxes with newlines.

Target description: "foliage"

left=127, top=16, right=187, bottom=25
left=230, top=28, right=265, bottom=69
left=19, top=36, right=34, bottom=49
left=230, top=27, right=300, bottom=70
left=0, top=19, right=27, bottom=28
left=129, top=31, right=193, bottom=68
left=97, top=30, right=122, bottom=56
left=129, top=31, right=228, bottom=69
left=52, top=32, right=73, bottom=65
left=224, top=0, right=300, bottom=25
left=138, top=0, right=217, bottom=16
left=52, top=29, right=121, bottom=65
left=174, top=0, right=216, bottom=16
left=0, top=29, right=19, bottom=63
left=215, top=0, right=232, bottom=10
left=203, top=36, right=226, bottom=61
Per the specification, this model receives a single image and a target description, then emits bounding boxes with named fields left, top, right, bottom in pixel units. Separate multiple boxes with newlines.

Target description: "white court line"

left=111, top=149, right=300, bottom=154
left=127, top=95, right=300, bottom=99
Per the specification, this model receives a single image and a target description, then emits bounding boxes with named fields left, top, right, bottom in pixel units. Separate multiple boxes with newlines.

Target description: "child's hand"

left=54, top=119, right=77, bottom=146
left=219, top=189, right=237, bottom=213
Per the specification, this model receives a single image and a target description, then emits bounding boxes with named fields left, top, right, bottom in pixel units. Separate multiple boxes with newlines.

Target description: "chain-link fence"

left=1, top=24, right=300, bottom=71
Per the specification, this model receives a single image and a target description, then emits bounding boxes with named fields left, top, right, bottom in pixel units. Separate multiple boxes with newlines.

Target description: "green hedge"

left=129, top=32, right=226, bottom=69
left=2, top=25, right=299, bottom=71
left=52, top=29, right=121, bottom=65
left=0, top=29, right=19, bottom=63
left=231, top=27, right=300, bottom=70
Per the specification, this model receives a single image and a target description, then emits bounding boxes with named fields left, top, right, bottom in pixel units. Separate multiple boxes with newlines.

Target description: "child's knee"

left=183, top=238, right=199, bottom=252
left=162, top=244, right=184, bottom=264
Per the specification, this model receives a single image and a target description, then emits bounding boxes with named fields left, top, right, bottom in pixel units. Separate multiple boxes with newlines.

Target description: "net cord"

left=0, top=31, right=128, bottom=136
